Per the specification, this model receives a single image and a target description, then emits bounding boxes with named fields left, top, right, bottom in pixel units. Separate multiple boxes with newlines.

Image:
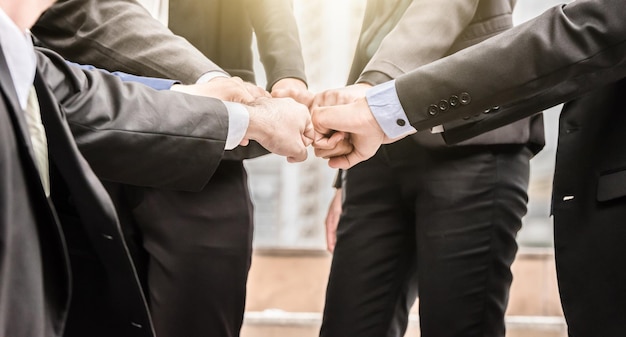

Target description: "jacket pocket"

left=597, top=168, right=626, bottom=202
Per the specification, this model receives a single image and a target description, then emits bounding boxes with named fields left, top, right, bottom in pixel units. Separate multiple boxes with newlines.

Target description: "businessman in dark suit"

left=312, top=0, right=626, bottom=335
left=312, top=1, right=544, bottom=336
left=31, top=1, right=310, bottom=336
left=0, top=2, right=313, bottom=337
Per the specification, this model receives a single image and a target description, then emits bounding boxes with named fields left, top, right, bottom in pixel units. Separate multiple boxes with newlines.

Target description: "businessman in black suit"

left=312, top=0, right=626, bottom=335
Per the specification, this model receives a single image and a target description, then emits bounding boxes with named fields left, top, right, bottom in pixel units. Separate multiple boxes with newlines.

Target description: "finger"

left=328, top=152, right=363, bottom=170
left=312, top=90, right=338, bottom=108
left=311, top=105, right=349, bottom=135
left=315, top=141, right=353, bottom=158
left=311, top=108, right=334, bottom=136
left=303, top=122, right=315, bottom=146
left=312, top=131, right=344, bottom=150
left=302, top=134, right=313, bottom=147
left=325, top=221, right=336, bottom=253
left=234, top=89, right=256, bottom=104
left=245, top=82, right=271, bottom=98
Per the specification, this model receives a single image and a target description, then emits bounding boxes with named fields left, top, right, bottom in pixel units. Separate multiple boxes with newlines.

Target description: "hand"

left=271, top=77, right=314, bottom=107
left=325, top=188, right=342, bottom=253
left=244, top=97, right=314, bottom=163
left=312, top=97, right=387, bottom=169
left=312, top=83, right=372, bottom=107
left=311, top=83, right=373, bottom=158
left=171, top=76, right=269, bottom=103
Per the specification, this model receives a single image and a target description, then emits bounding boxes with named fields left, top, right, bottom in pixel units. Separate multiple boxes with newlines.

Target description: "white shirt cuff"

left=196, top=70, right=230, bottom=84
left=222, top=102, right=249, bottom=150
left=365, top=80, right=417, bottom=139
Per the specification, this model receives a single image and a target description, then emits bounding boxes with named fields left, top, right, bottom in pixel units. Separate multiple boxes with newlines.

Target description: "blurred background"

left=241, top=1, right=570, bottom=336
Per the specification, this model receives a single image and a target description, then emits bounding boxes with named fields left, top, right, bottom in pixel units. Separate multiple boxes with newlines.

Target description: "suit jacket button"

left=459, top=92, right=471, bottom=105
left=438, top=100, right=449, bottom=112
left=449, top=95, right=459, bottom=107
left=428, top=105, right=439, bottom=116
left=396, top=119, right=406, bottom=126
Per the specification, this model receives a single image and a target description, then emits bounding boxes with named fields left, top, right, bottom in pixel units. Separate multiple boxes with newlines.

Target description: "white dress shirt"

left=365, top=80, right=417, bottom=138
left=0, top=8, right=50, bottom=196
left=366, top=80, right=443, bottom=136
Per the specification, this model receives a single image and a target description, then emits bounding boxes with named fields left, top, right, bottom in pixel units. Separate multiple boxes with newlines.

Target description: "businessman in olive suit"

left=32, top=1, right=310, bottom=336
left=312, top=0, right=626, bottom=335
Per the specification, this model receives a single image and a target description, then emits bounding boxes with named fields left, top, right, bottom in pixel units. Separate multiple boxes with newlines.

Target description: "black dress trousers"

left=321, top=139, right=531, bottom=337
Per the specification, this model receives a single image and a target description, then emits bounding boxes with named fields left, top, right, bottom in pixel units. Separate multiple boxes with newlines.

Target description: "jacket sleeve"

left=393, top=0, right=626, bottom=138
left=358, top=0, right=480, bottom=85
left=32, top=0, right=223, bottom=84
left=36, top=47, right=229, bottom=192
left=246, top=0, right=307, bottom=90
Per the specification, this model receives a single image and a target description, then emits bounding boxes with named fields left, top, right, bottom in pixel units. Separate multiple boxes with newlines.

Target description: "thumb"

left=315, top=103, right=363, bottom=135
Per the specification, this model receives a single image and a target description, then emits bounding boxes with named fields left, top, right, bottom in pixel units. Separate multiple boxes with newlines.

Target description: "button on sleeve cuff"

left=365, top=80, right=417, bottom=139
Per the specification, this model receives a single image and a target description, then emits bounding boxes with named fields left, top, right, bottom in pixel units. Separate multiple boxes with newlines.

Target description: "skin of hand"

left=311, top=83, right=373, bottom=158
left=271, top=77, right=314, bottom=108
left=171, top=76, right=269, bottom=103
left=325, top=188, right=342, bottom=253
left=312, top=97, right=412, bottom=169
left=243, top=97, right=315, bottom=163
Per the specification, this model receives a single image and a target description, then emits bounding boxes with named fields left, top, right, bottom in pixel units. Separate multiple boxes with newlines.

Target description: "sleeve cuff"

left=196, top=70, right=231, bottom=84
left=222, top=102, right=250, bottom=150
left=365, top=80, right=417, bottom=139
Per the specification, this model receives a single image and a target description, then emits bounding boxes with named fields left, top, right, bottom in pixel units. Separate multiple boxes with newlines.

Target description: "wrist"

left=244, top=102, right=270, bottom=142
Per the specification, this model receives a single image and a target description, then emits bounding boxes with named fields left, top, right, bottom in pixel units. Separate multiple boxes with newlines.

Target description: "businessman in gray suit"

left=313, top=0, right=626, bottom=335
left=32, top=1, right=310, bottom=336
left=313, top=1, right=544, bottom=336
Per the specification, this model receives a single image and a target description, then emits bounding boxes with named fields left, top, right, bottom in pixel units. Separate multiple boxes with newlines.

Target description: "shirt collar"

left=0, top=8, right=37, bottom=110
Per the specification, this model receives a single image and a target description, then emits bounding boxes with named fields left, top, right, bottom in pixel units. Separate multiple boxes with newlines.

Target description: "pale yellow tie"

left=24, top=85, right=50, bottom=197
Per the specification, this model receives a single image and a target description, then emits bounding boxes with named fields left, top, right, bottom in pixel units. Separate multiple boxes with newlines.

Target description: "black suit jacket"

left=0, top=44, right=232, bottom=337
left=390, top=0, right=626, bottom=334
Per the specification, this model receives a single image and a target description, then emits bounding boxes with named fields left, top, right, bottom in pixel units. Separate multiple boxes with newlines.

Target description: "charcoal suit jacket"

left=0, top=45, right=231, bottom=337
left=32, top=0, right=307, bottom=160
left=388, top=0, right=626, bottom=334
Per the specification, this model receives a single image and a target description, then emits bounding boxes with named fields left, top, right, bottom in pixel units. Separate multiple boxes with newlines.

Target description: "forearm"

left=247, top=0, right=307, bottom=89
left=394, top=0, right=626, bottom=132
left=359, top=0, right=480, bottom=84
left=37, top=48, right=229, bottom=191
left=32, top=0, right=222, bottom=83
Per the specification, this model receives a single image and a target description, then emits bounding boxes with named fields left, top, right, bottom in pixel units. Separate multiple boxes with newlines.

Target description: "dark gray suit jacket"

left=32, top=0, right=305, bottom=159
left=389, top=0, right=626, bottom=334
left=0, top=45, right=230, bottom=337
left=32, top=0, right=307, bottom=89
left=351, top=0, right=544, bottom=151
